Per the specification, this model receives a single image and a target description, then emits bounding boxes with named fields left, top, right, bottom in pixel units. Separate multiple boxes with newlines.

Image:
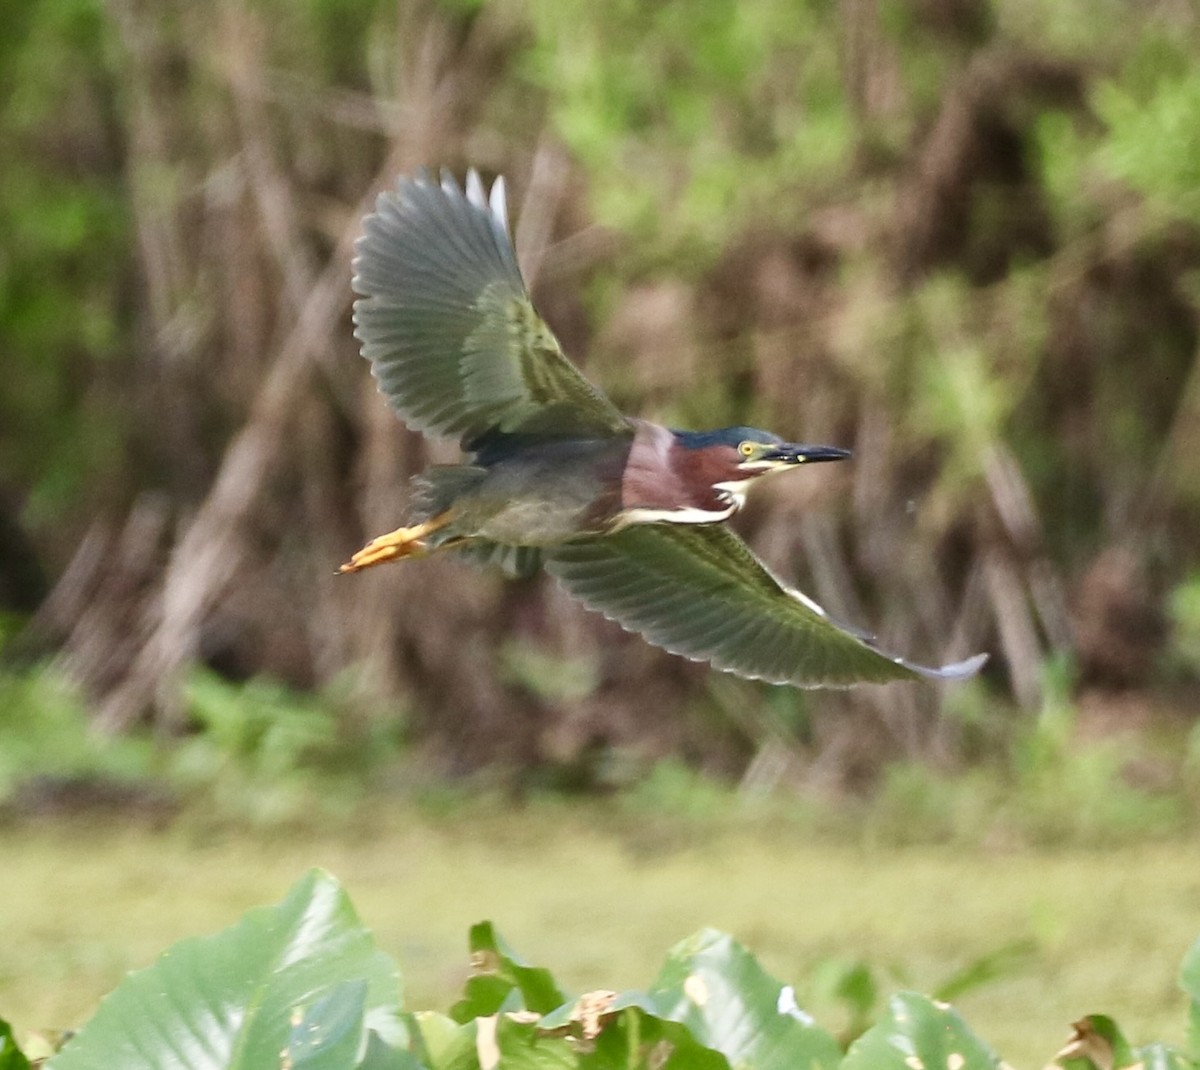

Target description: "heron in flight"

left=340, top=170, right=986, bottom=688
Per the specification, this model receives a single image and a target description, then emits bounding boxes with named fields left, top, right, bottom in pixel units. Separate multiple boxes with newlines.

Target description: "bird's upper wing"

left=545, top=523, right=987, bottom=687
left=352, top=169, right=630, bottom=443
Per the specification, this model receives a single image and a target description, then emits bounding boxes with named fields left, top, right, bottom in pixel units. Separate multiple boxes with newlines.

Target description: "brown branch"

left=981, top=545, right=1043, bottom=710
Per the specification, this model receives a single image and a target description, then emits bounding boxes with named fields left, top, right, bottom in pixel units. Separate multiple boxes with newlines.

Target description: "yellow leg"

left=337, top=514, right=452, bottom=574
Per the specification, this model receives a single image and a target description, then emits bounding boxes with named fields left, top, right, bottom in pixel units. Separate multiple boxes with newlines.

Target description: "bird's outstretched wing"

left=545, top=524, right=987, bottom=687
left=353, top=169, right=630, bottom=443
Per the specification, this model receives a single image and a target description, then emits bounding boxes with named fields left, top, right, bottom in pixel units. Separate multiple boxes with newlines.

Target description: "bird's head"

left=672, top=426, right=851, bottom=491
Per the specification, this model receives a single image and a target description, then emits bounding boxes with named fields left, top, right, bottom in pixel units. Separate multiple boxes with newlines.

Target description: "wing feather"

left=545, top=524, right=987, bottom=688
left=352, top=169, right=629, bottom=443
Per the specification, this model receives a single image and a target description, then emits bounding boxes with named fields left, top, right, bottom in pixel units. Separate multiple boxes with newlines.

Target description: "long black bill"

left=766, top=443, right=852, bottom=464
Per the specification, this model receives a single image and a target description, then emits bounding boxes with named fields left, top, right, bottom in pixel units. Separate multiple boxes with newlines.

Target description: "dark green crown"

left=671, top=427, right=784, bottom=450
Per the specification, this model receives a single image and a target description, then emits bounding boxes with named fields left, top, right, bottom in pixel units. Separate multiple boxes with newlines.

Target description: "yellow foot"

left=337, top=517, right=447, bottom=574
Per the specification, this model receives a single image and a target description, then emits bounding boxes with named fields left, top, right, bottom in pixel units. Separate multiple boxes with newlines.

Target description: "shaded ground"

left=3, top=807, right=1197, bottom=1068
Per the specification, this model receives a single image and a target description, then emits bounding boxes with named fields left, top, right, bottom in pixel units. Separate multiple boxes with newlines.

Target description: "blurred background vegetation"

left=5, top=0, right=1200, bottom=1060
left=4, top=0, right=1200, bottom=801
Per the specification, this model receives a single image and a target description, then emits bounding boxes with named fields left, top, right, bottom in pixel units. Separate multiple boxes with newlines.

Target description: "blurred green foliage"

left=0, top=663, right=153, bottom=800
left=1169, top=574, right=1200, bottom=677
left=870, top=657, right=1187, bottom=847
left=3, top=0, right=1200, bottom=785
left=0, top=655, right=405, bottom=824
left=0, top=0, right=129, bottom=525
left=525, top=0, right=854, bottom=265
left=1098, top=44, right=1200, bottom=224
left=0, top=639, right=1193, bottom=847
left=3, top=0, right=1197, bottom=535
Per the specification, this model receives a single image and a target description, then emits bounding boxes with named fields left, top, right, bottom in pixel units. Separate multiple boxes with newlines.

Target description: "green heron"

left=340, top=170, right=986, bottom=687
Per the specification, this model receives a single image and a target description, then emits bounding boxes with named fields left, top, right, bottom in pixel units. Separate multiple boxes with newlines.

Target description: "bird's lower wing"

left=544, top=524, right=987, bottom=688
left=353, top=170, right=629, bottom=443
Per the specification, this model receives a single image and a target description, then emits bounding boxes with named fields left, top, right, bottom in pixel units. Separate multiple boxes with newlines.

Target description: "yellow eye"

left=738, top=441, right=755, bottom=458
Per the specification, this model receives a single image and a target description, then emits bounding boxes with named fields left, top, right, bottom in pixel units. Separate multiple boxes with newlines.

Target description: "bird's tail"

left=407, top=466, right=487, bottom=529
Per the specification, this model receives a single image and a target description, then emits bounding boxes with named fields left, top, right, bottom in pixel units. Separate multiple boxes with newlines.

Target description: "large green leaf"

left=842, top=993, right=999, bottom=1070
left=286, top=978, right=369, bottom=1070
left=451, top=923, right=566, bottom=1022
left=48, top=869, right=402, bottom=1070
left=637, top=928, right=838, bottom=1070
left=534, top=927, right=840, bottom=1070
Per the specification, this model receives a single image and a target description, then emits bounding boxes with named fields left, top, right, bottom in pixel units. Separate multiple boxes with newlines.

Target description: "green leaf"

left=451, top=923, right=566, bottom=1022
left=1048, top=1016, right=1196, bottom=1070
left=843, top=992, right=1000, bottom=1070
left=806, top=957, right=880, bottom=1040
left=1134, top=1043, right=1197, bottom=1070
left=539, top=930, right=839, bottom=1069
left=286, top=978, right=368, bottom=1070
left=358, top=1030, right=427, bottom=1070
left=0, top=1017, right=31, bottom=1070
left=829, top=962, right=878, bottom=1021
left=584, top=1004, right=727, bottom=1070
left=1050, top=1015, right=1133, bottom=1070
left=47, top=869, right=402, bottom=1070
left=645, top=928, right=841, bottom=1070
left=493, top=1014, right=576, bottom=1070
left=409, top=1012, right=480, bottom=1070
left=1180, top=935, right=1200, bottom=1056
left=933, top=940, right=1037, bottom=1004
left=538, top=995, right=727, bottom=1070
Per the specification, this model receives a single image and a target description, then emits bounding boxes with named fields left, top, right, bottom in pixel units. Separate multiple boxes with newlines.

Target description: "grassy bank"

left=4, top=807, right=1198, bottom=1069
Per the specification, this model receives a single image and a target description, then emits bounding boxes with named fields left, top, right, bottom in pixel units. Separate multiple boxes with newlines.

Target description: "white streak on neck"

left=615, top=502, right=737, bottom=528
left=712, top=478, right=753, bottom=508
